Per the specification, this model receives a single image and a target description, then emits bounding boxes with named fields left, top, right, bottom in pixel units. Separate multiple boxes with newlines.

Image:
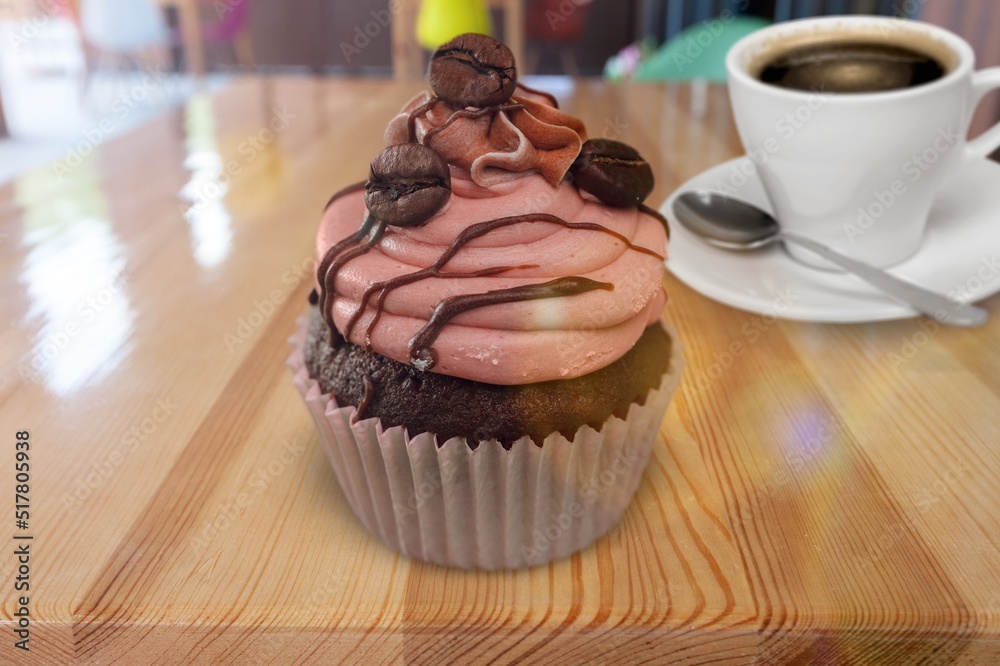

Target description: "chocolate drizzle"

left=423, top=103, right=525, bottom=143
left=404, top=93, right=560, bottom=147
left=316, top=214, right=384, bottom=343
left=308, top=288, right=318, bottom=305
left=408, top=276, right=613, bottom=371
left=516, top=82, right=559, bottom=108
left=323, top=180, right=367, bottom=212
left=351, top=374, right=376, bottom=424
left=406, top=98, right=443, bottom=143
left=352, top=264, right=539, bottom=350
left=638, top=204, right=671, bottom=240
left=338, top=212, right=663, bottom=350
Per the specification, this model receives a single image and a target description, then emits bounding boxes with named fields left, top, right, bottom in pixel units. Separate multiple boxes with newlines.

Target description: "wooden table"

left=2, top=76, right=999, bottom=664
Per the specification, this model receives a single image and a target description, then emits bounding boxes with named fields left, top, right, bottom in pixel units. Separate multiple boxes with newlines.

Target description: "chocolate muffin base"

left=303, top=308, right=673, bottom=447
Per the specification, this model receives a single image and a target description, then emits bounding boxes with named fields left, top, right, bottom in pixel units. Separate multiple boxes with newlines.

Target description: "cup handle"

left=967, top=67, right=1000, bottom=160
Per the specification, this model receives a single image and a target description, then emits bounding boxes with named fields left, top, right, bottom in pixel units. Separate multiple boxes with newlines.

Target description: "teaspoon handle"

left=778, top=231, right=988, bottom=328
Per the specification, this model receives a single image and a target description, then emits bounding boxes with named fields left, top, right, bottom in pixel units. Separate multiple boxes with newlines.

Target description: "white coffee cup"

left=726, top=16, right=1000, bottom=269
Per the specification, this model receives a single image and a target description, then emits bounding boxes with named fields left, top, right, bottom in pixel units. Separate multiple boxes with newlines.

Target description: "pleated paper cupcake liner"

left=288, top=315, right=684, bottom=570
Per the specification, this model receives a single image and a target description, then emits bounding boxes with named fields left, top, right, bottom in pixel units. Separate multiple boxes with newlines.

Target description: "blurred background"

left=1, top=0, right=998, bottom=181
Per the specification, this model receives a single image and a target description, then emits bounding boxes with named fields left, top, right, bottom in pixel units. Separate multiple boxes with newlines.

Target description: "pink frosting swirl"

left=317, top=169, right=667, bottom=385
left=316, top=87, right=667, bottom=385
left=385, top=89, right=588, bottom=187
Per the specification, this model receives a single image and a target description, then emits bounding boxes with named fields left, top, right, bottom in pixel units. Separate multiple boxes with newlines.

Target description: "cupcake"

left=289, top=33, right=683, bottom=569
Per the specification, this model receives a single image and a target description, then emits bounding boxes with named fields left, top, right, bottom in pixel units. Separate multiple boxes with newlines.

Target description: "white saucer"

left=663, top=157, right=1000, bottom=323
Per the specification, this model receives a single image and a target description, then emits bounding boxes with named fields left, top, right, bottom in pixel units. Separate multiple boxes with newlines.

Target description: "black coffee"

left=759, top=41, right=945, bottom=93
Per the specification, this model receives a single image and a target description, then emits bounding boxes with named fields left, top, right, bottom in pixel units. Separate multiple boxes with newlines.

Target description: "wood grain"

left=1, top=77, right=999, bottom=664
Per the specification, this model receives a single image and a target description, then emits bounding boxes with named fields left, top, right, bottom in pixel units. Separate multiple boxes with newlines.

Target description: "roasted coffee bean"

left=570, top=139, right=654, bottom=208
left=429, top=33, right=517, bottom=108
left=365, top=144, right=451, bottom=227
